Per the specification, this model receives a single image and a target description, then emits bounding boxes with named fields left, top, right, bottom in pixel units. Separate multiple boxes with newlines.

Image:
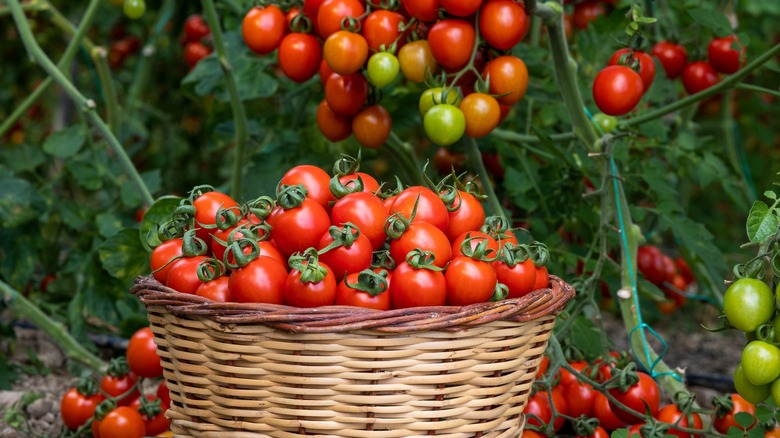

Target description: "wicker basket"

left=131, top=275, right=574, bottom=438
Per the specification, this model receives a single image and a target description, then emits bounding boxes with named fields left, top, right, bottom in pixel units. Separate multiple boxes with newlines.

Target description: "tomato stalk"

left=201, top=0, right=249, bottom=200
left=7, top=0, right=154, bottom=207
left=0, top=280, right=106, bottom=371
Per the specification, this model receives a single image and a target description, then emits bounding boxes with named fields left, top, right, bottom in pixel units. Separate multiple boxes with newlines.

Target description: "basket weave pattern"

left=132, top=275, right=574, bottom=437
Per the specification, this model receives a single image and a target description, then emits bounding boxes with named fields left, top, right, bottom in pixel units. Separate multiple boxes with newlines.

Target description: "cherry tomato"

left=196, top=276, right=231, bottom=302
left=681, top=61, right=719, bottom=95
left=331, top=191, right=389, bottom=250
left=319, top=58, right=338, bottom=85
left=268, top=198, right=332, bottom=257
left=99, top=406, right=145, bottom=438
left=723, top=278, right=774, bottom=332
left=592, top=65, right=644, bottom=116
left=324, top=30, right=368, bottom=75
left=541, top=385, right=568, bottom=431
left=318, top=229, right=373, bottom=279
left=445, top=191, right=485, bottom=241
left=445, top=256, right=497, bottom=306
left=533, top=265, right=550, bottom=290
left=123, top=0, right=146, bottom=20
left=192, top=191, right=240, bottom=244
left=424, top=104, right=466, bottom=146
left=284, top=262, right=337, bottom=307
left=608, top=371, right=660, bottom=423
left=389, top=260, right=447, bottom=308
left=127, top=327, right=163, bottom=378
left=398, top=40, right=437, bottom=83
left=461, top=92, right=501, bottom=138
left=479, top=0, right=527, bottom=51
left=608, top=48, right=656, bottom=92
left=183, top=15, right=210, bottom=43
left=363, top=10, right=406, bottom=52
left=61, top=388, right=105, bottom=431
left=367, top=52, right=400, bottom=88
left=129, top=395, right=171, bottom=436
left=390, top=222, right=452, bottom=269
left=521, top=431, right=544, bottom=438
left=242, top=5, right=287, bottom=55
left=713, top=394, right=756, bottom=433
left=325, top=72, right=369, bottom=117
left=564, top=380, right=597, bottom=419
left=523, top=392, right=552, bottom=428
left=741, top=340, right=780, bottom=386
left=401, top=0, right=440, bottom=22
left=184, top=41, right=211, bottom=68
left=229, top=256, right=288, bottom=303
left=335, top=272, right=391, bottom=310
left=352, top=105, right=392, bottom=149
left=708, top=35, right=745, bottom=74
left=278, top=33, right=322, bottom=83
left=156, top=381, right=171, bottom=407
left=427, top=19, right=476, bottom=71
left=483, top=56, right=529, bottom=105
left=734, top=363, right=770, bottom=405
left=165, top=256, right=207, bottom=294
left=451, top=231, right=499, bottom=258
left=419, top=87, right=461, bottom=116
left=572, top=0, right=605, bottom=30
left=150, top=238, right=183, bottom=284
left=592, top=113, right=618, bottom=133
left=441, top=0, right=482, bottom=17
left=494, top=258, right=536, bottom=299
left=656, top=404, right=703, bottom=438
left=593, top=391, right=628, bottom=431
left=339, top=172, right=381, bottom=194
left=651, top=41, right=687, bottom=79
left=280, top=165, right=335, bottom=210
left=316, top=99, right=352, bottom=142
left=100, top=371, right=139, bottom=406
left=317, top=0, right=365, bottom=39
left=390, top=186, right=450, bottom=232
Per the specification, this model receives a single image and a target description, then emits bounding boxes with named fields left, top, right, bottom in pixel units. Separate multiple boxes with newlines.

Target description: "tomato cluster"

left=60, top=327, right=170, bottom=437
left=636, top=245, right=695, bottom=314
left=149, top=159, right=551, bottom=309
left=240, top=0, right=533, bottom=148
left=181, top=14, right=212, bottom=69
left=650, top=36, right=745, bottom=95
left=593, top=48, right=655, bottom=116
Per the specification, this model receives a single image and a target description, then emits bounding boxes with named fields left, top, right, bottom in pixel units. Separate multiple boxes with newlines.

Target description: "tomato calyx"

left=480, top=215, right=517, bottom=245
left=276, top=184, right=309, bottom=209
left=405, top=248, right=445, bottom=272
left=604, top=361, right=640, bottom=393
left=712, top=393, right=735, bottom=418
left=76, top=375, right=100, bottom=397
left=93, top=398, right=118, bottom=422
left=223, top=234, right=261, bottom=270
left=181, top=229, right=209, bottom=257
left=318, top=223, right=363, bottom=253
left=197, top=257, right=226, bottom=282
left=343, top=268, right=390, bottom=297
left=244, top=195, right=275, bottom=221
left=459, top=235, right=499, bottom=262
left=288, top=248, right=330, bottom=284
left=288, top=11, right=314, bottom=34
left=571, top=416, right=601, bottom=437
left=330, top=173, right=364, bottom=200
left=135, top=395, right=165, bottom=419
left=372, top=249, right=397, bottom=271
left=105, top=356, right=132, bottom=378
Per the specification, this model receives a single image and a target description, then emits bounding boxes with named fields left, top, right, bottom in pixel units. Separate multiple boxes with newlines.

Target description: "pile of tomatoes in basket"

left=241, top=0, right=531, bottom=147
left=148, top=158, right=550, bottom=309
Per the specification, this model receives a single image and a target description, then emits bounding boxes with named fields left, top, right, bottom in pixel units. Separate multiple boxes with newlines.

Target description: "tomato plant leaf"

left=139, top=195, right=183, bottom=250
left=0, top=228, right=37, bottom=291
left=96, top=212, right=125, bottom=238
left=0, top=177, right=46, bottom=227
left=567, top=315, right=603, bottom=361
left=610, top=429, right=629, bottom=438
left=0, top=353, right=19, bottom=390
left=0, top=144, right=46, bottom=173
left=67, top=158, right=103, bottom=191
left=66, top=291, right=89, bottom=346
left=687, top=7, right=733, bottom=37
left=746, top=201, right=779, bottom=243
left=42, top=124, right=86, bottom=158
left=98, top=228, right=149, bottom=285
left=764, top=190, right=777, bottom=200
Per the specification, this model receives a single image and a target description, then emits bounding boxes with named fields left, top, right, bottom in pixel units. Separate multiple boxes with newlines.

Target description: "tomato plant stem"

left=463, top=136, right=506, bottom=220
left=7, top=0, right=154, bottom=207
left=92, top=47, right=121, bottom=133
left=127, top=0, right=177, bottom=109
left=0, top=280, right=106, bottom=372
left=736, top=83, right=780, bottom=99
left=201, top=0, right=249, bottom=200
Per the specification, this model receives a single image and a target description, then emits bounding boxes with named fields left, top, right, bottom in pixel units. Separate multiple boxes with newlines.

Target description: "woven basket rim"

left=131, top=275, right=574, bottom=333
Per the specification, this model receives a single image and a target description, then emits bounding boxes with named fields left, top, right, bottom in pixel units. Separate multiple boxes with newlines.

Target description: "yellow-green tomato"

left=723, top=278, right=774, bottom=332
left=418, top=87, right=460, bottom=116
left=592, top=113, right=618, bottom=133
left=123, top=0, right=146, bottom=19
left=771, top=376, right=780, bottom=406
left=423, top=104, right=465, bottom=146
left=734, top=363, right=771, bottom=404
left=741, top=340, right=780, bottom=386
left=367, top=52, right=400, bottom=88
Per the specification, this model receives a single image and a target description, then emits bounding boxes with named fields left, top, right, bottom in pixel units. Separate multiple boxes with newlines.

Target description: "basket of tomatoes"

left=131, top=158, right=575, bottom=437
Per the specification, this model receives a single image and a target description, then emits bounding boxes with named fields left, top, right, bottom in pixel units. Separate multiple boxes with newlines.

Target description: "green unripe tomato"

left=741, top=340, right=780, bottom=386
left=123, top=0, right=146, bottom=19
left=734, top=363, right=771, bottom=404
left=419, top=87, right=461, bottom=116
left=367, top=52, right=400, bottom=88
left=771, top=376, right=780, bottom=406
left=423, top=104, right=465, bottom=146
left=723, top=278, right=774, bottom=332
left=592, top=112, right=618, bottom=133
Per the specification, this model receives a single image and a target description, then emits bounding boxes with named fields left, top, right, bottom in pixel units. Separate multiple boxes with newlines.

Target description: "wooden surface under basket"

left=132, top=275, right=575, bottom=438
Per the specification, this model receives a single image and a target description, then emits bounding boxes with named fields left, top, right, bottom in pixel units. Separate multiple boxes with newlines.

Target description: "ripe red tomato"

left=445, top=256, right=497, bottom=306
left=338, top=172, right=381, bottom=194
left=390, top=186, right=450, bottom=232
left=196, top=276, right=231, bottom=302
left=324, top=30, right=368, bottom=75
left=494, top=258, right=536, bottom=299
left=713, top=394, right=756, bottom=433
left=451, top=231, right=498, bottom=258
left=390, top=222, right=452, bottom=269
left=608, top=371, right=661, bottom=423
left=398, top=40, right=437, bottom=83
left=316, top=100, right=352, bottom=142
left=681, top=61, right=719, bottom=95
left=325, top=72, right=369, bottom=117
left=184, top=41, right=211, bottom=68
left=460, top=92, right=501, bottom=139
left=242, top=5, right=286, bottom=55
left=608, top=48, right=656, bottom=92
left=363, top=10, right=406, bottom=52
left=317, top=0, right=365, bottom=39
left=192, top=191, right=240, bottom=244
left=401, top=0, right=440, bottom=22
left=592, top=65, right=644, bottom=116
left=268, top=198, right=331, bottom=257
left=183, top=14, right=210, bottom=43
left=483, top=56, right=529, bottom=105
left=708, top=35, right=745, bottom=74
left=165, top=256, right=207, bottom=294
left=521, top=431, right=544, bottom=438
left=558, top=359, right=588, bottom=388
left=228, top=256, right=288, bottom=303
left=523, top=392, right=553, bottom=428
left=335, top=272, right=391, bottom=310
left=280, top=165, right=335, bottom=210
left=331, top=191, right=389, bottom=249
left=100, top=371, right=139, bottom=406
left=542, top=385, right=568, bottom=431
left=445, top=191, right=485, bottom=241
left=61, top=388, right=105, bottom=430
left=389, top=260, right=447, bottom=308
left=150, top=238, right=183, bottom=284
left=657, top=404, right=703, bottom=438
left=592, top=391, right=628, bottom=431
left=427, top=19, right=476, bottom=71
left=573, top=0, right=606, bottom=30
left=278, top=33, right=322, bottom=82
left=651, top=41, right=687, bottom=78
left=479, top=0, right=527, bottom=51
left=99, top=406, right=146, bottom=438
left=318, top=228, right=373, bottom=279
left=129, top=395, right=171, bottom=436
left=565, top=379, right=597, bottom=418
left=533, top=265, right=550, bottom=290
left=284, top=261, right=337, bottom=307
left=352, top=105, right=392, bottom=149
left=441, top=0, right=481, bottom=17
left=636, top=245, right=666, bottom=285
left=127, top=327, right=163, bottom=378
left=156, top=380, right=171, bottom=407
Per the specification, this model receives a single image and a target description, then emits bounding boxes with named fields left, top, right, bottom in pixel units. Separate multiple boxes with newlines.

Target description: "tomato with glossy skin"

left=741, top=340, right=780, bottom=386
left=100, top=406, right=145, bottom=438
left=576, top=426, right=610, bottom=438
left=61, top=388, right=105, bottom=430
left=539, top=386, right=568, bottom=431
left=636, top=245, right=670, bottom=285
left=364, top=10, right=406, bottom=52
left=268, top=198, right=332, bottom=257
left=367, top=52, right=400, bottom=88
left=494, top=259, right=536, bottom=299
left=339, top=172, right=381, bottom=194
left=284, top=262, right=337, bottom=307
left=390, top=222, right=452, bottom=269
left=100, top=372, right=139, bottom=406
left=723, top=278, right=774, bottom=332
left=608, top=371, right=660, bottom=423
left=196, top=276, right=231, bottom=302
left=523, top=392, right=552, bottom=428
left=278, top=33, right=322, bottom=82
left=184, top=41, right=211, bottom=68
left=440, top=0, right=481, bottom=16
left=708, top=35, right=745, bottom=74
left=183, top=14, right=210, bottom=43
left=325, top=72, right=369, bottom=117
left=451, top=231, right=499, bottom=258
left=483, top=56, right=529, bottom=105
left=280, top=165, right=335, bottom=210
left=479, top=0, right=527, bottom=50
left=592, top=391, right=628, bottom=431
left=657, top=404, right=703, bottom=438
left=285, top=7, right=300, bottom=29
left=445, top=191, right=485, bottom=241
left=398, top=40, right=437, bottom=83
left=335, top=272, right=391, bottom=310
left=303, top=0, right=326, bottom=23
left=651, top=41, right=688, bottom=78
left=127, top=327, right=163, bottom=378
left=608, top=48, right=656, bottom=92
left=317, top=0, right=365, bottom=39
left=316, top=99, right=352, bottom=142
left=714, top=394, right=756, bottom=433
left=564, top=379, right=597, bottom=419
left=389, top=261, right=447, bottom=308
left=428, top=20, right=475, bottom=71
left=445, top=256, right=497, bottom=306
left=390, top=186, right=450, bottom=232
left=319, top=58, right=338, bottom=85
left=401, top=0, right=440, bottom=22
left=419, top=87, right=461, bottom=116
left=592, top=113, right=617, bottom=133
left=424, top=104, right=465, bottom=146
left=156, top=381, right=171, bottom=407
left=324, top=31, right=368, bottom=75
left=572, top=0, right=605, bottom=29
left=557, top=359, right=587, bottom=387
left=165, top=256, right=207, bottom=294
left=192, top=191, right=240, bottom=244
left=681, top=61, right=719, bottom=95
left=242, top=5, right=287, bottom=55
left=129, top=395, right=171, bottom=436
left=352, top=105, right=392, bottom=149
left=150, top=238, right=183, bottom=284
left=123, top=0, right=146, bottom=20
left=533, top=265, right=549, bottom=290
left=331, top=191, right=389, bottom=249
left=460, top=92, right=501, bottom=138
left=229, top=256, right=288, bottom=303
left=318, top=229, right=373, bottom=279
left=592, top=65, right=644, bottom=116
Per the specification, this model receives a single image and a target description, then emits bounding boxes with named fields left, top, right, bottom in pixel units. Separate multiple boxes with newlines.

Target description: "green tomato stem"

left=201, top=0, right=249, bottom=200
left=736, top=83, right=780, bottom=99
